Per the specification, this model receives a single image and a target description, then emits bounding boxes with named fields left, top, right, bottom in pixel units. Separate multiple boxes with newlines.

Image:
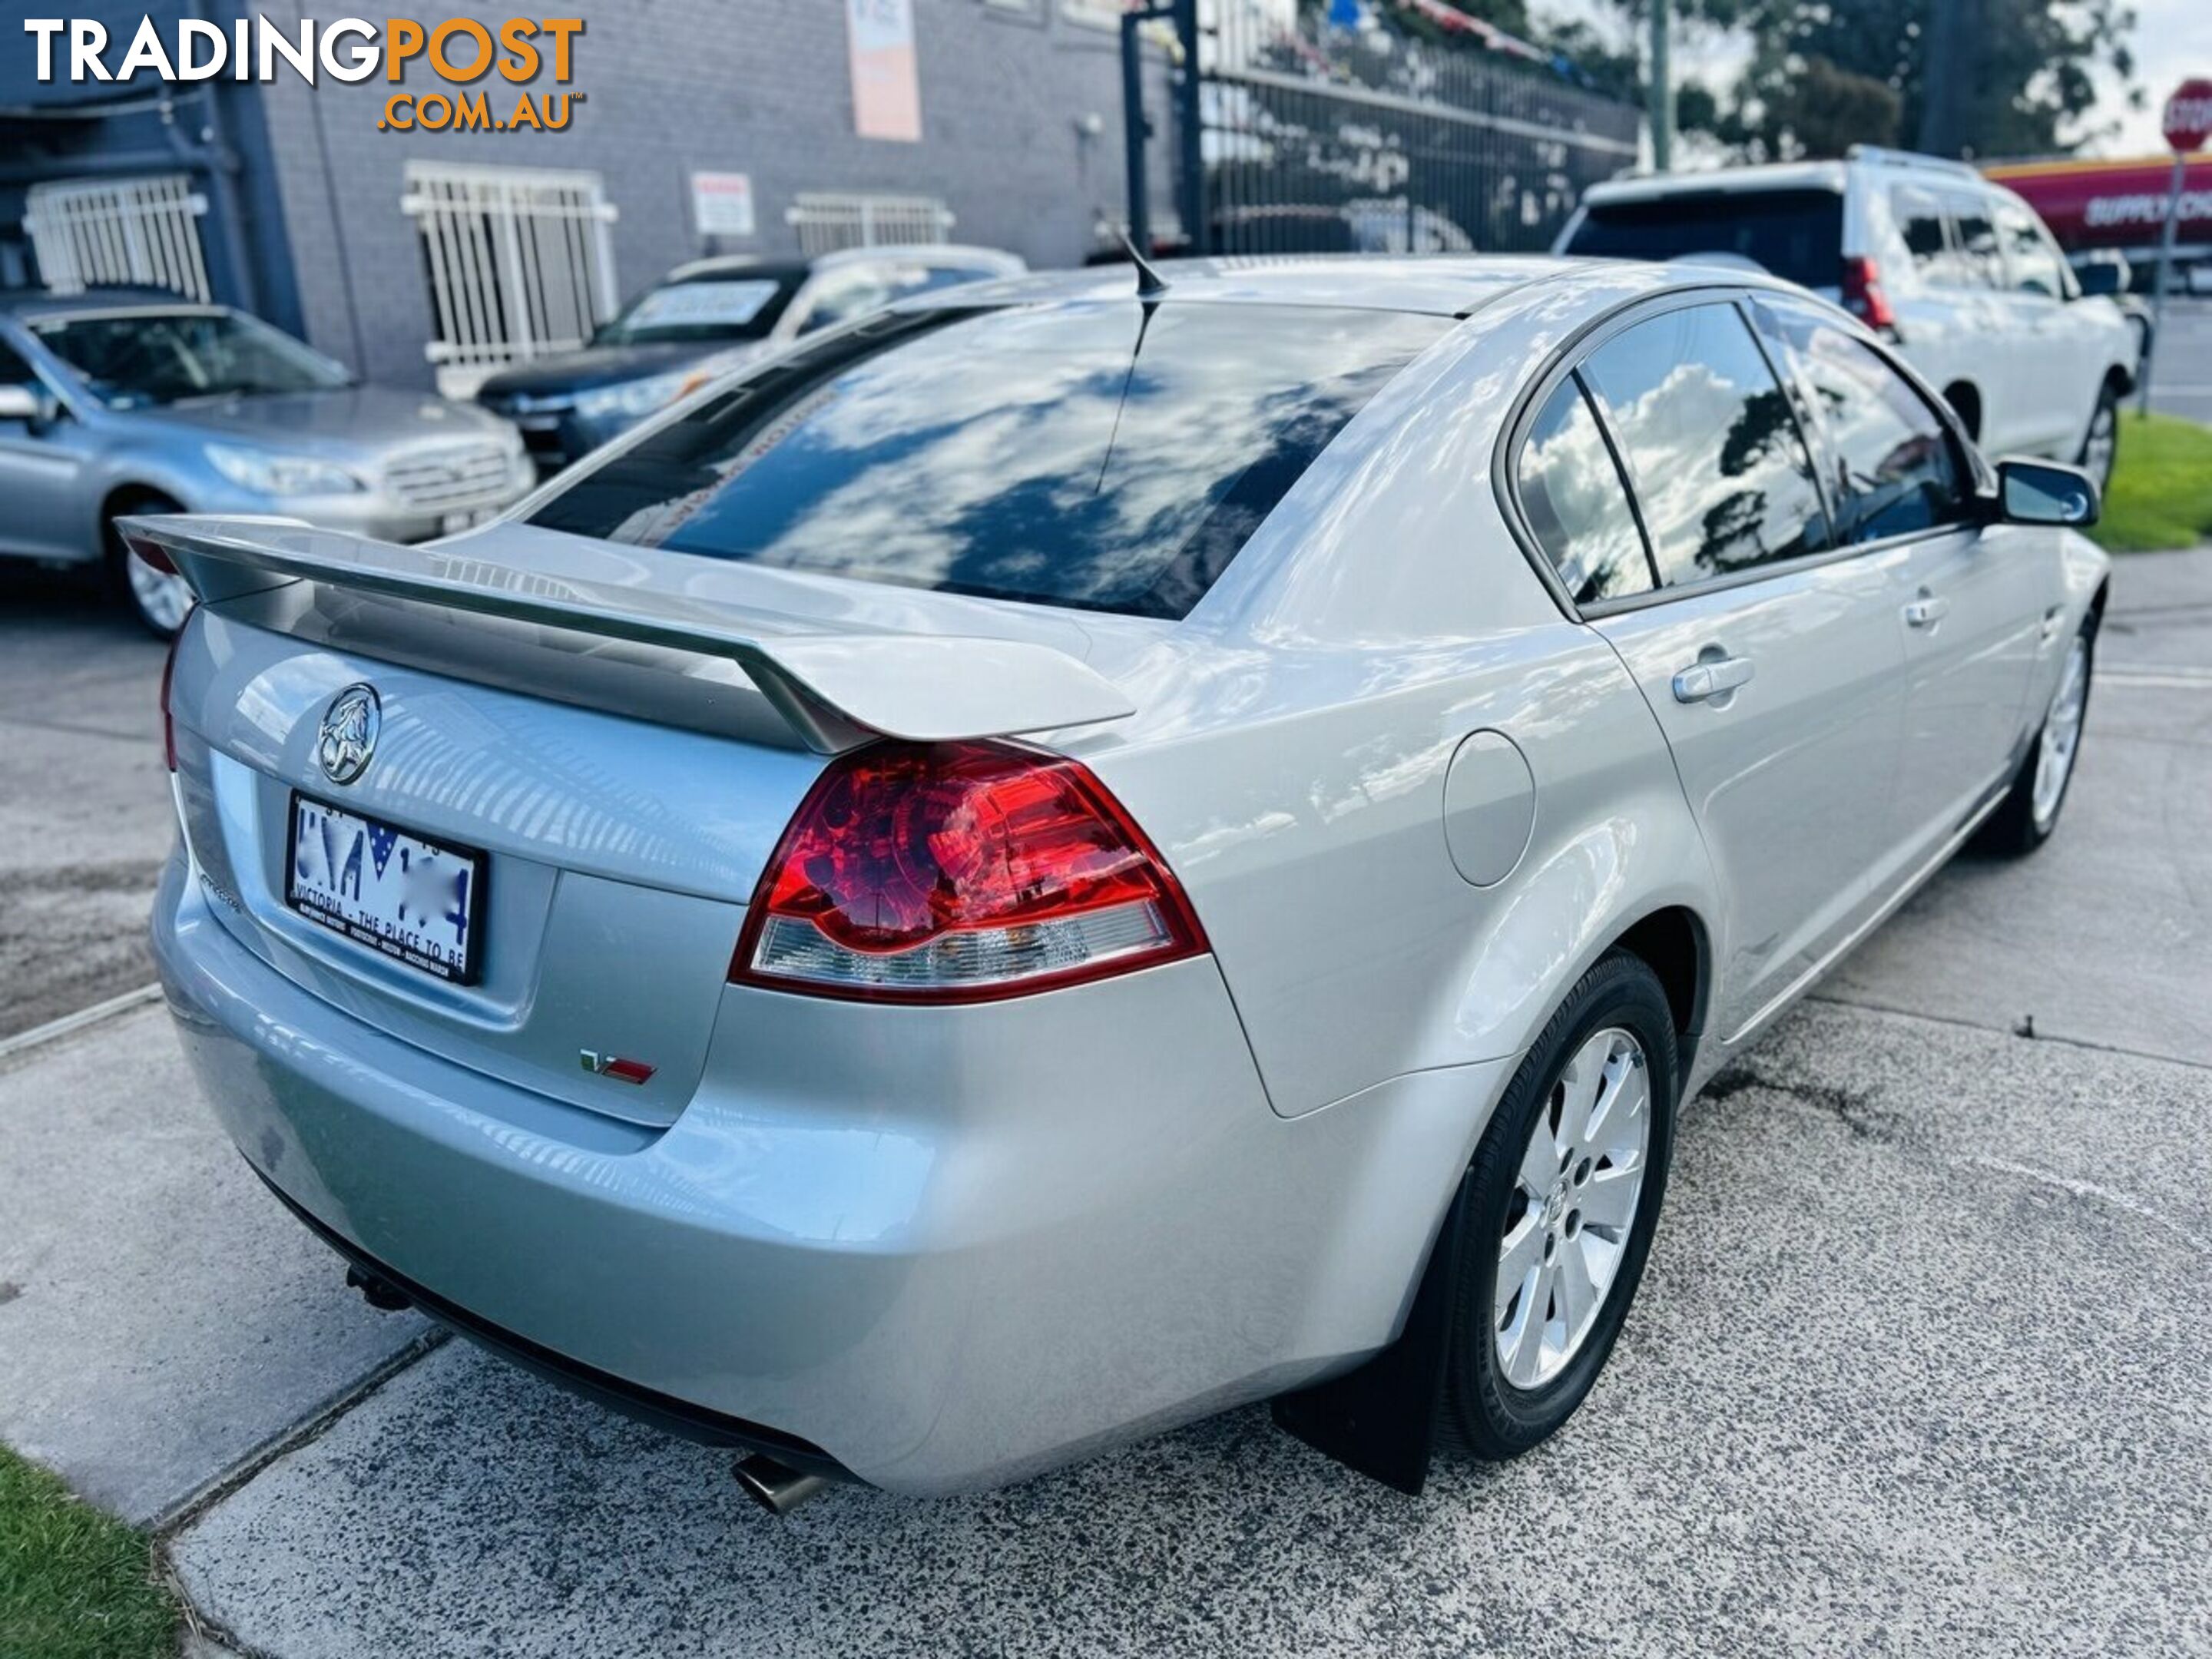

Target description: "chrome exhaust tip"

left=733, top=1453, right=831, bottom=1515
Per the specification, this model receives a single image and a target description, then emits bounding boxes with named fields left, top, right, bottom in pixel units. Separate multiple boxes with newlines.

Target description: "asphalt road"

left=0, top=564, right=169, bottom=1038
left=2147, top=295, right=2212, bottom=423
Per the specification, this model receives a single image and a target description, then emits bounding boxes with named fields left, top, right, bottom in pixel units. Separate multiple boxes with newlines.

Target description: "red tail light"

left=130, top=535, right=178, bottom=576
left=1841, top=256, right=1897, bottom=333
left=731, top=740, right=1207, bottom=1003
left=159, top=631, right=180, bottom=773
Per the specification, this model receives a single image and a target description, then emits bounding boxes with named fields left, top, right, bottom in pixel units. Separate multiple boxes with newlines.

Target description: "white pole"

left=2141, top=151, right=2186, bottom=418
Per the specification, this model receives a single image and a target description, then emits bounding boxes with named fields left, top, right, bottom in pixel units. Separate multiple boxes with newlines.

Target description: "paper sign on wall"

left=846, top=0, right=922, bottom=143
left=690, top=172, right=757, bottom=237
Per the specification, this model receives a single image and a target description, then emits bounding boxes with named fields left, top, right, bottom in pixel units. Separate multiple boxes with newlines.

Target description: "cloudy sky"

left=2094, top=0, right=2212, bottom=153
left=1533, top=0, right=2212, bottom=157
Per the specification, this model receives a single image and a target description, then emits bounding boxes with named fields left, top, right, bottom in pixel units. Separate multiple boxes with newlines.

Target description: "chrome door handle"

left=1672, top=657, right=1754, bottom=703
left=1903, top=594, right=1951, bottom=628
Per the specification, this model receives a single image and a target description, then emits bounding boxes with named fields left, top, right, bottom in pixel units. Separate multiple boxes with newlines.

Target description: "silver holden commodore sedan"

left=0, top=292, right=534, bottom=637
left=135, top=256, right=2107, bottom=1507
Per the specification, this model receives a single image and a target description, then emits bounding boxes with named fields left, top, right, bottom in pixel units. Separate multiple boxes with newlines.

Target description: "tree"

left=1396, top=0, right=2141, bottom=161
left=1674, top=0, right=2138, bottom=160
left=1730, top=51, right=1903, bottom=159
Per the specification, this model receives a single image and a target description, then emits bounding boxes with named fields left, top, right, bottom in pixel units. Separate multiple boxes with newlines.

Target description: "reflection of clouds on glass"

left=1584, top=304, right=1826, bottom=585
left=536, top=303, right=1445, bottom=619
left=1518, top=379, right=1651, bottom=605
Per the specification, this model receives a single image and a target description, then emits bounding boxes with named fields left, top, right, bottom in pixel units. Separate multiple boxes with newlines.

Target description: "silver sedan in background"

left=0, top=292, right=533, bottom=635
left=136, top=256, right=2105, bottom=1508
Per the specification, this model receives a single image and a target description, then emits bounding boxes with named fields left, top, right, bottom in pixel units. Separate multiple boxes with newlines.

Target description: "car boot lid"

left=121, top=513, right=1137, bottom=753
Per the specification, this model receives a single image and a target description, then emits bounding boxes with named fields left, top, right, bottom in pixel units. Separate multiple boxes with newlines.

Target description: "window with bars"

left=785, top=191, right=955, bottom=255
left=401, top=160, right=620, bottom=396
left=25, top=174, right=212, bottom=301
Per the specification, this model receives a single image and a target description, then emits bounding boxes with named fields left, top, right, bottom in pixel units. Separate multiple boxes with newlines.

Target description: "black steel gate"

left=1124, top=2, right=1640, bottom=258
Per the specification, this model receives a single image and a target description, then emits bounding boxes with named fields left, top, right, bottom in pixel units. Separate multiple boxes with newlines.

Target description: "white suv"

left=1555, top=145, right=2139, bottom=489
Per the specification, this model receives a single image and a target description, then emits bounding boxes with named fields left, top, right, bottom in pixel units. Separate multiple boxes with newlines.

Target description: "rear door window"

left=1892, top=186, right=1951, bottom=278
left=531, top=302, right=1445, bottom=619
left=1993, top=200, right=2070, bottom=298
left=1578, top=301, right=1831, bottom=588
left=1516, top=376, right=1654, bottom=605
left=1755, top=300, right=1973, bottom=545
left=1564, top=190, right=1843, bottom=288
left=1940, top=194, right=2005, bottom=288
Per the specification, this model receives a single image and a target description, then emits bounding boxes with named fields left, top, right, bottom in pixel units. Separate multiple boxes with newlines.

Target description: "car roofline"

left=16, top=301, right=231, bottom=325
left=885, top=254, right=1602, bottom=323
left=664, top=244, right=1025, bottom=283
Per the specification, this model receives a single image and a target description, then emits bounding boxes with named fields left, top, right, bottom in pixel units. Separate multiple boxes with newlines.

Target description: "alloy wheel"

left=1494, top=1025, right=1651, bottom=1390
left=2032, top=634, right=2090, bottom=831
left=2082, top=402, right=2118, bottom=491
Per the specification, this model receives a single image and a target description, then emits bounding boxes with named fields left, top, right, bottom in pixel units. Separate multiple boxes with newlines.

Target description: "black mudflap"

left=1270, top=1180, right=1470, bottom=1495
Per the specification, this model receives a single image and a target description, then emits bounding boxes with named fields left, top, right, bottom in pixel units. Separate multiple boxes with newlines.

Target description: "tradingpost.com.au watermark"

left=22, top=15, right=586, bottom=132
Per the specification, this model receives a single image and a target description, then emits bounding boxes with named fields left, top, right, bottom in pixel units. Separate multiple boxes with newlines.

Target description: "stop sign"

left=2164, top=78, right=2212, bottom=154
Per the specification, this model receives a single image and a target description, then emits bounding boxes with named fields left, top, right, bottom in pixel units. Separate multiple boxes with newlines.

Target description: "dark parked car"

left=475, top=245, right=1025, bottom=472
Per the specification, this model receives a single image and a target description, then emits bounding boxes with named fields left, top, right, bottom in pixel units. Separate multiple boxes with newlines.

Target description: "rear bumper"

left=260, top=1174, right=854, bottom=1482
left=153, top=854, right=1504, bottom=1495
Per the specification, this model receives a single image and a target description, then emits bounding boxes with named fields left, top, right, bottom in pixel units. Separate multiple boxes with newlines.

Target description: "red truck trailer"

left=1985, top=154, right=2211, bottom=289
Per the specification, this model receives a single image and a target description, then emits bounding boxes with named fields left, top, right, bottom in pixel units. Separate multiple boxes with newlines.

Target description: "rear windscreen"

left=1565, top=190, right=1843, bottom=288
left=528, top=301, right=1446, bottom=619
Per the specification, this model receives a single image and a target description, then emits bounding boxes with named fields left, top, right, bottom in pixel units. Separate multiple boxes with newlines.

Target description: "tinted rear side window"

left=1892, top=185, right=1950, bottom=275
left=531, top=302, right=1445, bottom=619
left=1565, top=190, right=1843, bottom=288
left=1518, top=376, right=1654, bottom=605
left=1581, top=302, right=1830, bottom=587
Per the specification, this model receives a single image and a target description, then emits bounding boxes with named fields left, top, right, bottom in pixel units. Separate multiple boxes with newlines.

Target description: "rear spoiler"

left=120, top=515, right=1135, bottom=755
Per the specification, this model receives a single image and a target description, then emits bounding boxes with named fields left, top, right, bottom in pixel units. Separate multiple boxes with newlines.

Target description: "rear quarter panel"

left=1088, top=633, right=1713, bottom=1118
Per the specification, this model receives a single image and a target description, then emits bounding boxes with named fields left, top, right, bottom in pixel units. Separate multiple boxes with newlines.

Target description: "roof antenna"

left=1115, top=227, right=1171, bottom=301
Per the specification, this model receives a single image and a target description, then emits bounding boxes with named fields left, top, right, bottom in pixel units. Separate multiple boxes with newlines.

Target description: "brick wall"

left=253, top=0, right=1173, bottom=389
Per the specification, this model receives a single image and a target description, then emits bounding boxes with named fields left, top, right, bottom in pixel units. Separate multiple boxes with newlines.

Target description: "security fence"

left=1132, top=1, right=1640, bottom=257
left=786, top=192, right=958, bottom=255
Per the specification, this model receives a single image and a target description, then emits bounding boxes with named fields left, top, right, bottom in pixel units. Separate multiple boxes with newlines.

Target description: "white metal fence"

left=786, top=191, right=955, bottom=254
left=401, top=161, right=619, bottom=397
left=24, top=174, right=212, bottom=300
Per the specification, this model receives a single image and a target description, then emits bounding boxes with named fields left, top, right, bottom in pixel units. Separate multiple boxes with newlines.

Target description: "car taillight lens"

left=1841, top=256, right=1897, bottom=333
left=159, top=631, right=180, bottom=773
left=731, top=740, right=1207, bottom=1003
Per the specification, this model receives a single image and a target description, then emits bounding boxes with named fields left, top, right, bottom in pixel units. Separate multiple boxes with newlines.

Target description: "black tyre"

left=2076, top=381, right=2120, bottom=495
left=1442, top=949, right=1678, bottom=1459
left=103, top=492, right=194, bottom=639
left=1978, top=614, right=2095, bottom=858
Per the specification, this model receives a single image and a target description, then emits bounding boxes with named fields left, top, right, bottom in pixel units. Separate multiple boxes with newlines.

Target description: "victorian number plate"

left=286, top=793, right=485, bottom=984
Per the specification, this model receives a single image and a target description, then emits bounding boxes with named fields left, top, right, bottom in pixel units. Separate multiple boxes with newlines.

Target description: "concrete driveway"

left=3, top=549, right=2208, bottom=1657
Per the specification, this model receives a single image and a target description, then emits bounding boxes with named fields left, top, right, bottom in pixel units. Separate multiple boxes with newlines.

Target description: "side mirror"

left=0, top=382, right=54, bottom=425
left=2073, top=259, right=2125, bottom=298
left=1994, top=458, right=2100, bottom=528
